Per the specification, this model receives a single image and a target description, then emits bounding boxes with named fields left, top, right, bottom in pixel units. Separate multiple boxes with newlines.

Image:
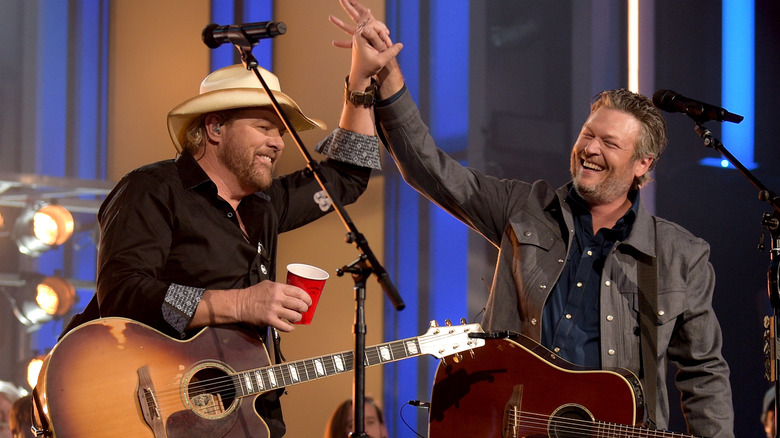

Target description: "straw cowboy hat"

left=167, top=64, right=326, bottom=152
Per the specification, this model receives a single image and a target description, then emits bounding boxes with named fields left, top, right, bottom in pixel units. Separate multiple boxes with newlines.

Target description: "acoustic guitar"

left=34, top=317, right=484, bottom=437
left=428, top=333, right=702, bottom=438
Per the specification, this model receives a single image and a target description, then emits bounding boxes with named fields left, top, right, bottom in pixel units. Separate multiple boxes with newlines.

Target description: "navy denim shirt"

left=541, top=188, right=639, bottom=367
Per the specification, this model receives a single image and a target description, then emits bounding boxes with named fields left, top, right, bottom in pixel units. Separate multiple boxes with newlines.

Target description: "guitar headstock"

left=418, top=318, right=485, bottom=359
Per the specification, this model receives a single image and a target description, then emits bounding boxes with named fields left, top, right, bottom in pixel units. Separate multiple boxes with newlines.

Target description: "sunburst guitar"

left=33, top=317, right=484, bottom=437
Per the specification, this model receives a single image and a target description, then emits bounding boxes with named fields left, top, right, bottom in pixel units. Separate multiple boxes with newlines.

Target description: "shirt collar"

left=567, top=187, right=641, bottom=239
left=176, top=150, right=213, bottom=191
left=175, top=150, right=272, bottom=206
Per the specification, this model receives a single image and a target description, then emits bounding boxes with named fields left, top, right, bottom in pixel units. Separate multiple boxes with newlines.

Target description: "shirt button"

left=261, top=265, right=268, bottom=275
left=553, top=347, right=560, bottom=353
left=657, top=310, right=665, bottom=316
left=606, top=315, right=614, bottom=321
left=605, top=280, right=611, bottom=287
left=524, top=231, right=532, bottom=237
left=576, top=282, right=583, bottom=288
left=608, top=349, right=616, bottom=356
left=565, top=313, right=572, bottom=320
left=586, top=250, right=593, bottom=256
left=227, top=212, right=233, bottom=218
left=531, top=318, right=538, bottom=325
left=558, top=259, right=564, bottom=264
left=540, top=284, right=547, bottom=290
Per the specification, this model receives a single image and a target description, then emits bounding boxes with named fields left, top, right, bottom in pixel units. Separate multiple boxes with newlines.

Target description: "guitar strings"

left=139, top=331, right=470, bottom=417
left=502, top=409, right=687, bottom=437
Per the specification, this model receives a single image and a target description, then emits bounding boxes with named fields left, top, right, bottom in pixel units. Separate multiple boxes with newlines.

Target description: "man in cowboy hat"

left=60, top=64, right=381, bottom=437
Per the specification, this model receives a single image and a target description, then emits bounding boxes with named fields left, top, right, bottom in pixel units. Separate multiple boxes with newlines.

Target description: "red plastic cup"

left=286, top=263, right=329, bottom=325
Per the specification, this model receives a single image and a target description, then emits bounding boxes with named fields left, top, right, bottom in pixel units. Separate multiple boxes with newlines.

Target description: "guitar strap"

left=637, top=216, right=658, bottom=429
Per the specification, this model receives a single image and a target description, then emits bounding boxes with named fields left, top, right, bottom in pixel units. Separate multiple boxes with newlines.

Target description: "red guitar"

left=33, top=317, right=484, bottom=437
left=428, top=334, right=702, bottom=438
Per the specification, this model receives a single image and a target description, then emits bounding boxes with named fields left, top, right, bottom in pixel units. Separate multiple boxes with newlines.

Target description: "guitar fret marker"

left=314, top=359, right=325, bottom=376
left=334, top=355, right=345, bottom=372
left=379, top=346, right=391, bottom=362
left=289, top=364, right=299, bottom=382
left=267, top=369, right=277, bottom=387
left=405, top=340, right=419, bottom=354
left=254, top=371, right=265, bottom=390
left=244, top=374, right=252, bottom=392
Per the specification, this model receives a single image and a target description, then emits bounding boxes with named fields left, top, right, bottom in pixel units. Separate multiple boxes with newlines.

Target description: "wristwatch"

left=345, top=76, right=379, bottom=107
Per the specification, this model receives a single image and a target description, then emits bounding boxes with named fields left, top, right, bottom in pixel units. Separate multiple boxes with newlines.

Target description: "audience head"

left=324, top=396, right=387, bottom=438
left=9, top=395, right=33, bottom=438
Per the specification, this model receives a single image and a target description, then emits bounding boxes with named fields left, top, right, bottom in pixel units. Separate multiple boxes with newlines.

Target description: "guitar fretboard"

left=233, top=337, right=422, bottom=397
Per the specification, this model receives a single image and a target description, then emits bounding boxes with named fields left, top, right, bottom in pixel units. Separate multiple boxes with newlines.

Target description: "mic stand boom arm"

left=225, top=30, right=405, bottom=311
left=691, top=122, right=780, bottom=438
left=220, top=30, right=405, bottom=438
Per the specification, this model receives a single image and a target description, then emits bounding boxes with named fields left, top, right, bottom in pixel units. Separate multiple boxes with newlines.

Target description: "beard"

left=570, top=154, right=635, bottom=206
left=218, top=140, right=273, bottom=192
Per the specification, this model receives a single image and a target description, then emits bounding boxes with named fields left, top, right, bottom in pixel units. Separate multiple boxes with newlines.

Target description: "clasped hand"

left=330, top=0, right=403, bottom=84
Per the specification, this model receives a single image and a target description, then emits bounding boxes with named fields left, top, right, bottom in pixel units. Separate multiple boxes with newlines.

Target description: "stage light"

left=14, top=204, right=75, bottom=256
left=27, top=355, right=46, bottom=389
left=11, top=275, right=76, bottom=327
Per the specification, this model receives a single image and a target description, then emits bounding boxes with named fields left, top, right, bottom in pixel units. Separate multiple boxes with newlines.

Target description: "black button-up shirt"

left=95, top=150, right=371, bottom=339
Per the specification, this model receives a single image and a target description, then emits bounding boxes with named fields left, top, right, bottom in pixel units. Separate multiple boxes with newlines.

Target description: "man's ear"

left=204, top=113, right=223, bottom=142
left=634, top=155, right=654, bottom=178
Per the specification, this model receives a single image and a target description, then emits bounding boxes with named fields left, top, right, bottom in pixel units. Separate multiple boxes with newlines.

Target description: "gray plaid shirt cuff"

left=316, top=128, right=381, bottom=170
left=162, top=283, right=205, bottom=337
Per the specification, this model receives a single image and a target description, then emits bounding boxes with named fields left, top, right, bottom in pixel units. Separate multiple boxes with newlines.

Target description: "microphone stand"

left=217, top=28, right=405, bottom=438
left=691, top=122, right=780, bottom=438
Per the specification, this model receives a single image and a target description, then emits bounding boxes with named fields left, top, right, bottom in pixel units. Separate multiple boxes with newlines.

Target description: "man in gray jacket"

left=322, top=1, right=734, bottom=436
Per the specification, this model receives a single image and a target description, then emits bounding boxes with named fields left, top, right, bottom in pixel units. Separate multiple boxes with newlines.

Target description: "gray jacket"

left=374, top=89, right=734, bottom=437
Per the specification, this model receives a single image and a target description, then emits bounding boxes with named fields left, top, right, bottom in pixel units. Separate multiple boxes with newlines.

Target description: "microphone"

left=652, top=89, right=743, bottom=124
left=202, top=21, right=287, bottom=49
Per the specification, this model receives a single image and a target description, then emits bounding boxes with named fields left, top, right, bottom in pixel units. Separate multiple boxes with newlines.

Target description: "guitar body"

left=36, top=317, right=272, bottom=438
left=35, top=316, right=487, bottom=438
left=428, top=334, right=645, bottom=437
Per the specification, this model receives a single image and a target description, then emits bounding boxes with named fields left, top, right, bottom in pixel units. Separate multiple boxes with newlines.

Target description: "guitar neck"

left=232, top=336, right=422, bottom=397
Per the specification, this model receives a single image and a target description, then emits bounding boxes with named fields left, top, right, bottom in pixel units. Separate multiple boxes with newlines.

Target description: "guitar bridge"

left=137, top=366, right=166, bottom=438
left=502, top=384, right=523, bottom=438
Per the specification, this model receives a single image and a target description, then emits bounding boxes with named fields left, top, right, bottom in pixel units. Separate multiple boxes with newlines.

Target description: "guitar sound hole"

left=548, top=404, right=594, bottom=438
left=187, top=366, right=237, bottom=418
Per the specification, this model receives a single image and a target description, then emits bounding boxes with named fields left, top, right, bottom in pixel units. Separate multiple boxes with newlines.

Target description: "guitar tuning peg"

left=460, top=317, right=467, bottom=325
left=452, top=353, right=462, bottom=363
left=469, top=349, right=475, bottom=359
left=444, top=319, right=452, bottom=326
left=430, top=320, right=439, bottom=328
